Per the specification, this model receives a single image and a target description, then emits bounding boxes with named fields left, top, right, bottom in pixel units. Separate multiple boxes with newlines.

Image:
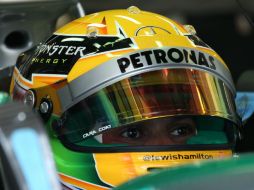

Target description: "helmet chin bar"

left=0, top=0, right=84, bottom=69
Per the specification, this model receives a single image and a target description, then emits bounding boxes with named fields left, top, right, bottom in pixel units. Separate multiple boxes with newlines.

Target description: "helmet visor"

left=56, top=68, right=238, bottom=150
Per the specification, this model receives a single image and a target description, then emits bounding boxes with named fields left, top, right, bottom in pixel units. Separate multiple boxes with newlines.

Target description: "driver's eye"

left=170, top=125, right=196, bottom=136
left=121, top=128, right=141, bottom=139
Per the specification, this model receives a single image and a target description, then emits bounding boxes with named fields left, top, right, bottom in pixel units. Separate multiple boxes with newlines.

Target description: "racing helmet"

left=10, top=6, right=241, bottom=189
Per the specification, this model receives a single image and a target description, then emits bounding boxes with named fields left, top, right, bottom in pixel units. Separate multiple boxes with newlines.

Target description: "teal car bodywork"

left=114, top=153, right=254, bottom=190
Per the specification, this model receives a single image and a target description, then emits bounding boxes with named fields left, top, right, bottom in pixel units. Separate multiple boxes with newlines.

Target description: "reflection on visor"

left=55, top=69, right=238, bottom=151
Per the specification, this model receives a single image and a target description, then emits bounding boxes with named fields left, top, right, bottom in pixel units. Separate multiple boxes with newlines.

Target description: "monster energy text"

left=38, top=44, right=87, bottom=57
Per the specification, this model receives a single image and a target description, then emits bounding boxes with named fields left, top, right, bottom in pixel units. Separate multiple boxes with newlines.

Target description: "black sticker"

left=186, top=35, right=211, bottom=49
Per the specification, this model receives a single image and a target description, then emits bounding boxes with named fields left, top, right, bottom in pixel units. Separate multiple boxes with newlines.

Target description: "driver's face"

left=102, top=117, right=197, bottom=145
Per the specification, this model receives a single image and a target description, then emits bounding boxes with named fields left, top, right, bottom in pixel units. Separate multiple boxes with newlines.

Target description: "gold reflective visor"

left=57, top=68, right=239, bottom=148
left=104, top=68, right=237, bottom=124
